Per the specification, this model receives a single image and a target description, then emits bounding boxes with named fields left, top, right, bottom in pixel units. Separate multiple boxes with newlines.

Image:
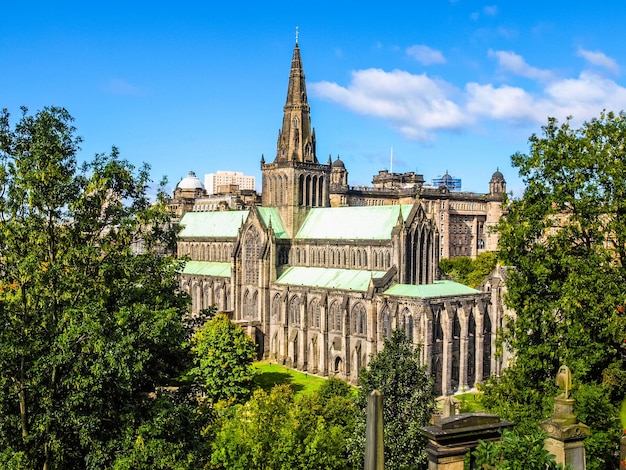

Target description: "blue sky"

left=2, top=1, right=626, bottom=197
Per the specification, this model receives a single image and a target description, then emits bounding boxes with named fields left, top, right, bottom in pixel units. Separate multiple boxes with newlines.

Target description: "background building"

left=330, top=162, right=506, bottom=259
left=204, top=170, right=256, bottom=195
left=432, top=172, right=462, bottom=191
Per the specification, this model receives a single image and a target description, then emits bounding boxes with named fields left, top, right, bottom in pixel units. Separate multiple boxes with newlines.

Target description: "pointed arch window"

left=244, top=289, right=258, bottom=319
left=467, top=309, right=476, bottom=387
left=381, top=305, right=391, bottom=340
left=351, top=303, right=366, bottom=336
left=244, top=226, right=261, bottom=284
left=403, top=308, right=414, bottom=342
left=452, top=310, right=461, bottom=339
left=272, top=293, right=282, bottom=320
left=483, top=312, right=492, bottom=378
left=289, top=295, right=300, bottom=325
left=330, top=301, right=342, bottom=332
left=310, top=298, right=321, bottom=329
left=433, top=308, right=444, bottom=343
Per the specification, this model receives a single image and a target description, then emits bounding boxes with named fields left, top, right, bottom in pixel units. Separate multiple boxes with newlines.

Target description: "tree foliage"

left=109, top=390, right=212, bottom=470
left=0, top=107, right=192, bottom=468
left=190, top=313, right=256, bottom=404
left=348, top=329, right=435, bottom=470
left=210, top=379, right=356, bottom=469
left=482, top=112, right=626, bottom=468
left=472, top=430, right=563, bottom=470
left=439, top=251, right=497, bottom=287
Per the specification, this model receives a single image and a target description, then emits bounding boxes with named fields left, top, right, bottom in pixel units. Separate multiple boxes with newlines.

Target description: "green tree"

left=439, top=251, right=497, bottom=288
left=110, top=390, right=212, bottom=470
left=472, top=430, right=564, bottom=470
left=439, top=256, right=473, bottom=285
left=482, top=112, right=626, bottom=468
left=0, top=107, right=192, bottom=468
left=210, top=380, right=356, bottom=470
left=190, top=313, right=256, bottom=404
left=348, top=329, right=435, bottom=470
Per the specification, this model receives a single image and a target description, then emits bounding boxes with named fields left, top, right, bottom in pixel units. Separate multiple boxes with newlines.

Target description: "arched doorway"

left=311, top=336, right=319, bottom=374
left=293, top=332, right=298, bottom=367
left=334, top=356, right=343, bottom=375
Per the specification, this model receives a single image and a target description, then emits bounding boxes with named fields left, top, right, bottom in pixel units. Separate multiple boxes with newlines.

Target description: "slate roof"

left=178, top=210, right=249, bottom=238
left=295, top=205, right=414, bottom=240
left=275, top=266, right=388, bottom=292
left=384, top=280, right=480, bottom=298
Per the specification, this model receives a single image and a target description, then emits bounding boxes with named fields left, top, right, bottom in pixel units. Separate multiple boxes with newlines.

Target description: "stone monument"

left=420, top=413, right=514, bottom=470
left=540, top=365, right=590, bottom=469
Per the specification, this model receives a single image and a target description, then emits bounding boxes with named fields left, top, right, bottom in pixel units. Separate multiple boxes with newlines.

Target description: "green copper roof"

left=384, top=280, right=480, bottom=298
left=295, top=205, right=414, bottom=240
left=182, top=261, right=231, bottom=277
left=276, top=266, right=388, bottom=291
left=178, top=210, right=249, bottom=238
left=257, top=207, right=289, bottom=239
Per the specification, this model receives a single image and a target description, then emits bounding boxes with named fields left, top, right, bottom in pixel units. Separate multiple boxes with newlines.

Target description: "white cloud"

left=309, top=49, right=626, bottom=142
left=489, top=49, right=553, bottom=81
left=406, top=45, right=446, bottom=65
left=311, top=69, right=469, bottom=140
left=544, top=71, right=626, bottom=119
left=466, top=83, right=546, bottom=122
left=577, top=48, right=619, bottom=74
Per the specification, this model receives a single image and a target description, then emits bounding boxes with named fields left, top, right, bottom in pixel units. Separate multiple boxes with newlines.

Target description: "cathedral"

left=177, top=39, right=510, bottom=396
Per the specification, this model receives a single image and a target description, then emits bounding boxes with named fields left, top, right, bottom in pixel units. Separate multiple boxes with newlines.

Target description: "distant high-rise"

left=205, top=170, right=255, bottom=195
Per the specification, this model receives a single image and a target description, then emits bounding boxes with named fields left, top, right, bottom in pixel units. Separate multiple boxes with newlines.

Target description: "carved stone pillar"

left=475, top=330, right=484, bottom=383
left=459, top=336, right=468, bottom=391
left=442, top=338, right=452, bottom=396
left=541, top=397, right=589, bottom=469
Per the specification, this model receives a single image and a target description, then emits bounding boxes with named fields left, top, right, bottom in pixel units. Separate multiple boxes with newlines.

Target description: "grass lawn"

left=253, top=361, right=330, bottom=396
left=453, top=391, right=485, bottom=413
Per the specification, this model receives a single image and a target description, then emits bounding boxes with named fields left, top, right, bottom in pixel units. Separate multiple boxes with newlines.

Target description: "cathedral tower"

left=262, top=35, right=330, bottom=236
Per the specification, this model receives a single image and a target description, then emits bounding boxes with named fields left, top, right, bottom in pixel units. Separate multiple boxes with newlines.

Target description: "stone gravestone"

left=540, top=365, right=590, bottom=470
left=420, top=412, right=514, bottom=470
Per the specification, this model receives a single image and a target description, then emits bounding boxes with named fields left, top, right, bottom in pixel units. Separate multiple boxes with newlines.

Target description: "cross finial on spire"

left=295, top=26, right=299, bottom=44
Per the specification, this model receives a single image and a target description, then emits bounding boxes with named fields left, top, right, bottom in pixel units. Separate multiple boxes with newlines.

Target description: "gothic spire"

left=275, top=34, right=317, bottom=163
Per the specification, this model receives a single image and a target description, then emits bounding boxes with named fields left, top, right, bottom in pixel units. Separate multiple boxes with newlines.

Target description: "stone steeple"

left=275, top=39, right=317, bottom=163
left=261, top=34, right=330, bottom=237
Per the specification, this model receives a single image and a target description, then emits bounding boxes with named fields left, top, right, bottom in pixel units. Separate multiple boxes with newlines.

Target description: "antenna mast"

left=390, top=147, right=393, bottom=174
